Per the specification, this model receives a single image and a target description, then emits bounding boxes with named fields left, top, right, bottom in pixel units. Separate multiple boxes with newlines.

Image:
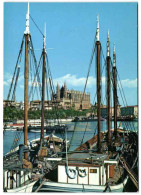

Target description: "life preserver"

left=78, top=169, right=87, bottom=178
left=65, top=163, right=77, bottom=179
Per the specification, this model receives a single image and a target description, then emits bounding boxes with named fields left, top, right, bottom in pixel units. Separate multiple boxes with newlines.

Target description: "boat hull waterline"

left=38, top=177, right=128, bottom=192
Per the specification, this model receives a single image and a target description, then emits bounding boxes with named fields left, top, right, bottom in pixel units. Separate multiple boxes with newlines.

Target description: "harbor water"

left=3, top=121, right=138, bottom=155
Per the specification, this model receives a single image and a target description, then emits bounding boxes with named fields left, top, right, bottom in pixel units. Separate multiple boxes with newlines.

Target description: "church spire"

left=56, top=83, right=60, bottom=101
left=64, top=81, right=67, bottom=98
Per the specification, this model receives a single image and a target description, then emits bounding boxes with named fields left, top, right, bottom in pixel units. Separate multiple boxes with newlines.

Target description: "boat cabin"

left=57, top=153, right=117, bottom=186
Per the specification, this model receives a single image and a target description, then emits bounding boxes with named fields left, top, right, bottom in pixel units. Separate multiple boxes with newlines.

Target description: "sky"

left=3, top=2, right=138, bottom=106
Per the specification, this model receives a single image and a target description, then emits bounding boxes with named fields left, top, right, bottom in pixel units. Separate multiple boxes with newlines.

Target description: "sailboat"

left=3, top=3, right=65, bottom=192
left=3, top=4, right=37, bottom=192
left=34, top=15, right=138, bottom=192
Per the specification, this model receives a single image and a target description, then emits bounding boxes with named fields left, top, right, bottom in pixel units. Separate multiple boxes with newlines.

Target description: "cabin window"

left=90, top=169, right=97, bottom=173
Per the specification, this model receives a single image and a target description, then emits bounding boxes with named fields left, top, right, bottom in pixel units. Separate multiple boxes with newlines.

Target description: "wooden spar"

left=40, top=34, right=46, bottom=145
left=96, top=15, right=101, bottom=152
left=106, top=31, right=111, bottom=148
left=113, top=44, right=117, bottom=137
left=24, top=34, right=29, bottom=160
left=107, top=56, right=111, bottom=147
left=96, top=41, right=101, bottom=152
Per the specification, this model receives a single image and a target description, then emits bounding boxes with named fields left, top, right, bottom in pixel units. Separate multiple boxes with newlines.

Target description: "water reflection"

left=3, top=121, right=138, bottom=155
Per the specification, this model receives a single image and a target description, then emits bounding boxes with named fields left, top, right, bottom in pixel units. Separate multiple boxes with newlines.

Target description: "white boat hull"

left=38, top=177, right=128, bottom=192
left=6, top=181, right=36, bottom=193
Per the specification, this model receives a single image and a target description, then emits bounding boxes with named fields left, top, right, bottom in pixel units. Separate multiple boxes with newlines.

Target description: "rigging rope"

left=30, top=35, right=42, bottom=96
left=110, top=60, right=135, bottom=131
left=81, top=32, right=97, bottom=104
left=29, top=14, right=44, bottom=37
left=69, top=32, right=98, bottom=150
left=7, top=35, right=24, bottom=101
left=29, top=52, right=42, bottom=100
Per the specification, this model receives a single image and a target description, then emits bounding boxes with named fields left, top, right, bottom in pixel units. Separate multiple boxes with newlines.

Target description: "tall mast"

left=106, top=30, right=111, bottom=148
left=96, top=15, right=101, bottom=152
left=113, top=43, right=117, bottom=137
left=24, top=2, right=30, bottom=160
left=40, top=23, right=46, bottom=145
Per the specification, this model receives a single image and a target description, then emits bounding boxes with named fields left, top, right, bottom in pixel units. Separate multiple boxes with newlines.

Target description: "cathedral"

left=54, top=82, right=91, bottom=110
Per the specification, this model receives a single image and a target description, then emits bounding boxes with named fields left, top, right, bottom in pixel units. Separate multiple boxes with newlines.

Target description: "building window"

left=90, top=169, right=97, bottom=173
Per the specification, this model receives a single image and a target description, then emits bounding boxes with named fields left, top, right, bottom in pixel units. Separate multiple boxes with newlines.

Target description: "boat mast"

left=24, top=3, right=30, bottom=160
left=113, top=44, right=117, bottom=138
left=40, top=24, right=46, bottom=145
left=106, top=30, right=111, bottom=148
left=96, top=15, right=101, bottom=152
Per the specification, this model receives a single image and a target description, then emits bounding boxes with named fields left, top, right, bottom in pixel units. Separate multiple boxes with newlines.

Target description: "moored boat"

left=34, top=15, right=138, bottom=192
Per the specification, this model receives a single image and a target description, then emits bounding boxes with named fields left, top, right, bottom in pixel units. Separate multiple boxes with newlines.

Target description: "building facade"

left=55, top=82, right=91, bottom=110
left=120, top=105, right=138, bottom=118
left=30, top=100, right=53, bottom=111
left=100, top=105, right=121, bottom=118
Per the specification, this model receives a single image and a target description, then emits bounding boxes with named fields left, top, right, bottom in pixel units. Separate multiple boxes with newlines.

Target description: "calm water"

left=3, top=121, right=138, bottom=155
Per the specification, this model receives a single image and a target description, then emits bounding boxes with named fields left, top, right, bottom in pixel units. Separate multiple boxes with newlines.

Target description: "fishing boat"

left=3, top=3, right=66, bottom=192
left=34, top=15, right=138, bottom=192
left=72, top=116, right=106, bottom=122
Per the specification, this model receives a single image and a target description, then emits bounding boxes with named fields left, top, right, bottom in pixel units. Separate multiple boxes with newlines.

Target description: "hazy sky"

left=4, top=2, right=137, bottom=106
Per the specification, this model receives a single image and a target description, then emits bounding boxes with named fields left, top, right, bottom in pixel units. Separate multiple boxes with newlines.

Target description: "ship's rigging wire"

left=69, top=32, right=97, bottom=150
left=101, top=47, right=135, bottom=132
left=29, top=52, right=42, bottom=100
left=29, top=35, right=42, bottom=98
left=81, top=32, right=97, bottom=104
left=45, top=54, right=63, bottom=129
left=7, top=35, right=25, bottom=101
left=70, top=40, right=110, bottom=149
left=110, top=60, right=135, bottom=131
left=29, top=14, right=44, bottom=37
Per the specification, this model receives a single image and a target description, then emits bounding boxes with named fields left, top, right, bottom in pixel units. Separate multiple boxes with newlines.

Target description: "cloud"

left=53, top=74, right=137, bottom=89
left=4, top=71, right=137, bottom=91
left=18, top=74, right=24, bottom=81
left=3, top=81, right=9, bottom=86
left=28, top=81, right=41, bottom=87
left=4, top=72, right=24, bottom=87
left=3, top=72, right=13, bottom=86
left=19, top=85, right=24, bottom=89
left=53, top=74, right=95, bottom=88
left=118, top=78, right=137, bottom=88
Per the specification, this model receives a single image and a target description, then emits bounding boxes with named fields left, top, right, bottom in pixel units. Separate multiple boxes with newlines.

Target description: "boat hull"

left=38, top=177, right=128, bottom=192
left=6, top=181, right=36, bottom=193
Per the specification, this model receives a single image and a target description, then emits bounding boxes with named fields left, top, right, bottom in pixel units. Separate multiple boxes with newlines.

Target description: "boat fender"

left=65, top=163, right=77, bottom=179
left=28, top=175, right=31, bottom=180
left=78, top=169, right=87, bottom=178
left=38, top=163, right=42, bottom=169
left=4, top=187, right=7, bottom=192
left=8, top=175, right=16, bottom=183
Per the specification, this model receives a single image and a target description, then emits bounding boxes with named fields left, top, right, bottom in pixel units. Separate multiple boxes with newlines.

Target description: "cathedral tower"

left=64, top=81, right=67, bottom=98
left=56, top=83, right=60, bottom=101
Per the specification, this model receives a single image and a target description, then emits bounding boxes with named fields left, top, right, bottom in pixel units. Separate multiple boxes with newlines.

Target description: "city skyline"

left=4, top=2, right=137, bottom=106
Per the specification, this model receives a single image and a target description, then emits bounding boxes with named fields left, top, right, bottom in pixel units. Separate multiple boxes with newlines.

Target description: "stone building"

left=3, top=100, right=25, bottom=110
left=30, top=100, right=53, bottom=111
left=92, top=103, right=121, bottom=118
left=100, top=105, right=121, bottom=118
left=55, top=82, right=91, bottom=110
left=120, top=105, right=138, bottom=118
